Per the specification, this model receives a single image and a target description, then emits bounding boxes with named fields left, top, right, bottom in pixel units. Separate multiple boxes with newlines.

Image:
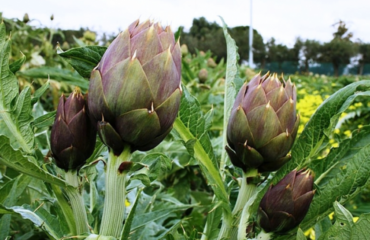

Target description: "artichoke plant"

left=50, top=88, right=96, bottom=171
left=226, top=73, right=299, bottom=172
left=88, top=19, right=182, bottom=154
left=257, top=169, right=315, bottom=233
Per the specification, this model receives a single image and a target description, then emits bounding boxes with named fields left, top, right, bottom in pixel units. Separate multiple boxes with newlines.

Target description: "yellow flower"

left=305, top=228, right=315, bottom=239
left=297, top=90, right=323, bottom=134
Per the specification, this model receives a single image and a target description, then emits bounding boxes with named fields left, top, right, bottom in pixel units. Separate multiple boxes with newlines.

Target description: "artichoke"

left=88, top=20, right=182, bottom=154
left=257, top=169, right=315, bottom=233
left=226, top=73, right=299, bottom=172
left=198, top=68, right=208, bottom=83
left=50, top=88, right=97, bottom=171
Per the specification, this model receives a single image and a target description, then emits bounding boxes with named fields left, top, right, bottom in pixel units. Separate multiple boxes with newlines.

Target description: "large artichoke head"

left=226, top=73, right=299, bottom=172
left=257, top=169, right=315, bottom=233
left=88, top=20, right=182, bottom=154
left=51, top=88, right=97, bottom=171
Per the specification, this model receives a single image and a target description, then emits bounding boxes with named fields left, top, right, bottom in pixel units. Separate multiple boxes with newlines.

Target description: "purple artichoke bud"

left=88, top=20, right=182, bottom=154
left=50, top=88, right=97, bottom=171
left=258, top=169, right=315, bottom=233
left=226, top=73, right=299, bottom=172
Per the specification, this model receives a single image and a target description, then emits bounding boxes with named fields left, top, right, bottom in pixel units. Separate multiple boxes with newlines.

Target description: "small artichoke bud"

left=257, top=169, right=315, bottom=233
left=50, top=88, right=97, bottom=171
left=23, top=13, right=30, bottom=23
left=226, top=73, right=299, bottom=172
left=88, top=20, right=182, bottom=154
left=61, top=41, right=70, bottom=50
left=50, top=14, right=54, bottom=21
left=83, top=30, right=96, bottom=42
left=198, top=68, right=208, bottom=83
left=181, top=44, right=188, bottom=56
left=207, top=58, right=217, bottom=68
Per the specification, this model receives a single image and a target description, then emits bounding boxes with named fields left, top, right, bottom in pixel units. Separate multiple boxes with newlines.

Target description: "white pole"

left=249, top=0, right=254, bottom=68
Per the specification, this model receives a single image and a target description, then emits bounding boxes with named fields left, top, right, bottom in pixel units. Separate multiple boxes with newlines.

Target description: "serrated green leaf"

left=0, top=136, right=70, bottom=188
left=12, top=87, right=34, bottom=148
left=175, top=85, right=217, bottom=167
left=139, top=153, right=172, bottom=181
left=312, top=125, right=370, bottom=185
left=315, top=207, right=370, bottom=240
left=173, top=86, right=229, bottom=213
left=301, top=134, right=370, bottom=232
left=0, top=21, right=34, bottom=153
left=291, top=84, right=370, bottom=169
left=58, top=46, right=106, bottom=78
left=350, top=213, right=370, bottom=239
left=219, top=17, right=244, bottom=174
left=0, top=21, right=18, bottom=110
left=0, top=204, right=63, bottom=239
left=9, top=53, right=26, bottom=74
left=318, top=202, right=353, bottom=240
left=18, top=67, right=89, bottom=90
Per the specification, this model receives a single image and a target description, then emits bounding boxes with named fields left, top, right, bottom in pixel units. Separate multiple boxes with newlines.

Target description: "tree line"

left=180, top=17, right=370, bottom=76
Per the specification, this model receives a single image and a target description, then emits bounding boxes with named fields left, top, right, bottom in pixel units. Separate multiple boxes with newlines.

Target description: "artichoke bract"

left=50, top=88, right=97, bottom=171
left=226, top=73, right=299, bottom=172
left=257, top=169, right=315, bottom=233
left=88, top=20, right=182, bottom=154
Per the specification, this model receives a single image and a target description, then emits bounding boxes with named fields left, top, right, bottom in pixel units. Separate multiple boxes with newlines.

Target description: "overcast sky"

left=3, top=0, right=369, bottom=47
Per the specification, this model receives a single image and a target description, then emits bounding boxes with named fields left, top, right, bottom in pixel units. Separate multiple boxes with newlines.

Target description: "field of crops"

left=1, top=14, right=370, bottom=240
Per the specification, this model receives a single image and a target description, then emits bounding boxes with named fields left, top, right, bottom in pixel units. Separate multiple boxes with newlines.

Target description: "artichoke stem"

left=99, top=147, right=130, bottom=238
left=233, top=169, right=258, bottom=215
left=65, top=170, right=89, bottom=235
left=218, top=169, right=258, bottom=240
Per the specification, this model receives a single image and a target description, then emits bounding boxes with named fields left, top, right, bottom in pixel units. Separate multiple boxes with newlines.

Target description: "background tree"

left=228, top=26, right=265, bottom=65
left=180, top=17, right=265, bottom=64
left=181, top=17, right=226, bottom=61
left=318, top=20, right=356, bottom=77
left=265, top=38, right=290, bottom=69
left=358, top=43, right=370, bottom=75
left=301, top=39, right=321, bottom=73
left=290, top=37, right=303, bottom=65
